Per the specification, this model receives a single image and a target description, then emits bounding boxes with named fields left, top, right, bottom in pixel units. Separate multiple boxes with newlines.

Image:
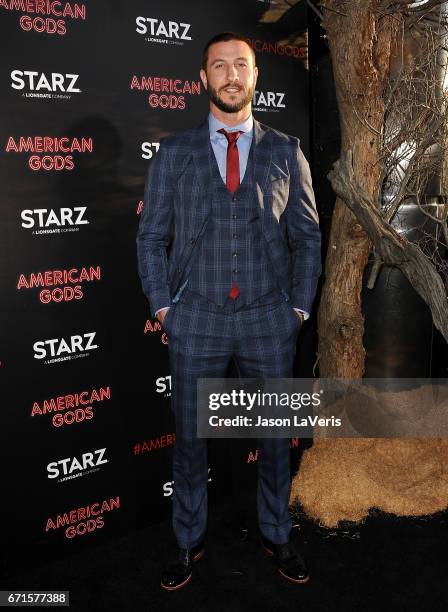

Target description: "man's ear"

left=254, top=65, right=258, bottom=84
left=200, top=69, right=208, bottom=90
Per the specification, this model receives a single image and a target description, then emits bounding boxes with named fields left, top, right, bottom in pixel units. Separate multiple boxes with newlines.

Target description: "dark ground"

left=1, top=488, right=448, bottom=612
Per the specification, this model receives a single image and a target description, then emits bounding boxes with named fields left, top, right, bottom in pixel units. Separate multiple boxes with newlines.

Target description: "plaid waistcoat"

left=186, top=139, right=277, bottom=306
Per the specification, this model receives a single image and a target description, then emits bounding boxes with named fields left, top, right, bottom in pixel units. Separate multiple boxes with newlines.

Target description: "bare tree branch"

left=405, top=0, right=446, bottom=13
left=319, top=2, right=348, bottom=17
left=367, top=253, right=384, bottom=288
left=317, top=0, right=447, bottom=376
left=328, top=150, right=448, bottom=340
left=385, top=116, right=445, bottom=223
left=307, top=0, right=324, bottom=21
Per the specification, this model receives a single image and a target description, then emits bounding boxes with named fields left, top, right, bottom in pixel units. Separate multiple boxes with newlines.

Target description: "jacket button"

left=190, top=238, right=195, bottom=244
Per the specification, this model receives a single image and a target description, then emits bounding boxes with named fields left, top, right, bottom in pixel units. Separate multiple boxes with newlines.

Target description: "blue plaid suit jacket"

left=137, top=119, right=321, bottom=318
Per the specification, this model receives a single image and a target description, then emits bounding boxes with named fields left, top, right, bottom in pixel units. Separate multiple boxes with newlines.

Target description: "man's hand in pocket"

left=156, top=307, right=170, bottom=325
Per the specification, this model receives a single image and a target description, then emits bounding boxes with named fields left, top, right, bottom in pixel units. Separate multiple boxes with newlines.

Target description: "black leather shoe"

left=160, top=541, right=205, bottom=591
left=261, top=536, right=309, bottom=584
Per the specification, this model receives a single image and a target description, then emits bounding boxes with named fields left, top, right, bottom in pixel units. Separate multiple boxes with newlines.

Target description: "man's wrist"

left=155, top=306, right=170, bottom=319
left=293, top=308, right=308, bottom=322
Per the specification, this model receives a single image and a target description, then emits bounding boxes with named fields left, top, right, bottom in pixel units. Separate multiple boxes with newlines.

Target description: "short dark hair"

left=201, top=32, right=256, bottom=70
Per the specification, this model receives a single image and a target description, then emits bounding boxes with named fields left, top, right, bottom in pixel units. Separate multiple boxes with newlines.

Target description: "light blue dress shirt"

left=208, top=112, right=254, bottom=183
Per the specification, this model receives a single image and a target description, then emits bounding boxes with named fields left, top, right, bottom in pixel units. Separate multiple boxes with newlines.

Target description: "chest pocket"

left=269, top=171, right=290, bottom=222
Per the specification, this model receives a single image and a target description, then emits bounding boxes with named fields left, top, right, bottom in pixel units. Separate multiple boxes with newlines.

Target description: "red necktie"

left=217, top=128, right=243, bottom=300
left=217, top=128, right=242, bottom=193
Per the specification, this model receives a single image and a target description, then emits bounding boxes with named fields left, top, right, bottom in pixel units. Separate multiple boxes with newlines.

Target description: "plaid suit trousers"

left=164, top=289, right=301, bottom=548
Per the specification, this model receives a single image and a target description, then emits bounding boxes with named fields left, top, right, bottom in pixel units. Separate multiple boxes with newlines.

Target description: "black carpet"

left=2, top=491, right=448, bottom=612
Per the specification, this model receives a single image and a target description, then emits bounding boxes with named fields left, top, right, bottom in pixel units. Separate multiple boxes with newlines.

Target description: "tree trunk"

left=317, top=1, right=399, bottom=377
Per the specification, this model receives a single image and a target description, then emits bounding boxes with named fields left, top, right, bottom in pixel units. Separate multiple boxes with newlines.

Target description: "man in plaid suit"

left=137, top=32, right=321, bottom=590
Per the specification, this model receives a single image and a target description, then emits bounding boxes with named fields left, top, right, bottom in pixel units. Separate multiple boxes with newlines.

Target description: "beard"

left=207, top=81, right=255, bottom=113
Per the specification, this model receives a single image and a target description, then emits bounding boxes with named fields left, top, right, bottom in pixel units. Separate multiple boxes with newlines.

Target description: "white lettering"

left=11, top=70, right=81, bottom=93
left=135, top=17, right=192, bottom=41
left=33, top=332, right=99, bottom=359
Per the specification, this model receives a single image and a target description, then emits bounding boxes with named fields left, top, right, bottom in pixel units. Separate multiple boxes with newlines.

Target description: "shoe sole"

left=193, top=548, right=205, bottom=562
left=161, top=573, right=192, bottom=592
left=262, top=543, right=310, bottom=584
left=160, top=547, right=205, bottom=592
left=262, top=543, right=275, bottom=557
left=277, top=568, right=310, bottom=584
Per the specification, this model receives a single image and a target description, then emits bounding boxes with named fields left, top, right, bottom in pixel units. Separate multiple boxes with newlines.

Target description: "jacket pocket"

left=269, top=177, right=290, bottom=222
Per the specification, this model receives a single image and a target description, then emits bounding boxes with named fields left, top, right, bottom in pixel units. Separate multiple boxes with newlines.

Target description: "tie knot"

left=218, top=128, right=242, bottom=144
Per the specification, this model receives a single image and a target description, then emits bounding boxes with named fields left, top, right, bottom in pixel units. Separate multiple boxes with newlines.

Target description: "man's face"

left=200, top=40, right=258, bottom=114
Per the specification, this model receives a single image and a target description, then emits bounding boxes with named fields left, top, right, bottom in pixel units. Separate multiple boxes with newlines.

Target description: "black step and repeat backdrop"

left=0, top=0, right=310, bottom=564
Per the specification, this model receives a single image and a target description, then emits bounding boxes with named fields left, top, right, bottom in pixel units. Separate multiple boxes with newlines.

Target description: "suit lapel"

left=191, top=120, right=213, bottom=208
left=189, top=118, right=273, bottom=218
left=253, top=119, right=273, bottom=193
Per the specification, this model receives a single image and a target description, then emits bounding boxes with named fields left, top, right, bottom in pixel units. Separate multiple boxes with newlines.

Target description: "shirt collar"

left=208, top=111, right=253, bottom=137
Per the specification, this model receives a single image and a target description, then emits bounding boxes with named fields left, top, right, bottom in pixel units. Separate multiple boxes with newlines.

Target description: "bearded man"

left=137, top=31, right=321, bottom=590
